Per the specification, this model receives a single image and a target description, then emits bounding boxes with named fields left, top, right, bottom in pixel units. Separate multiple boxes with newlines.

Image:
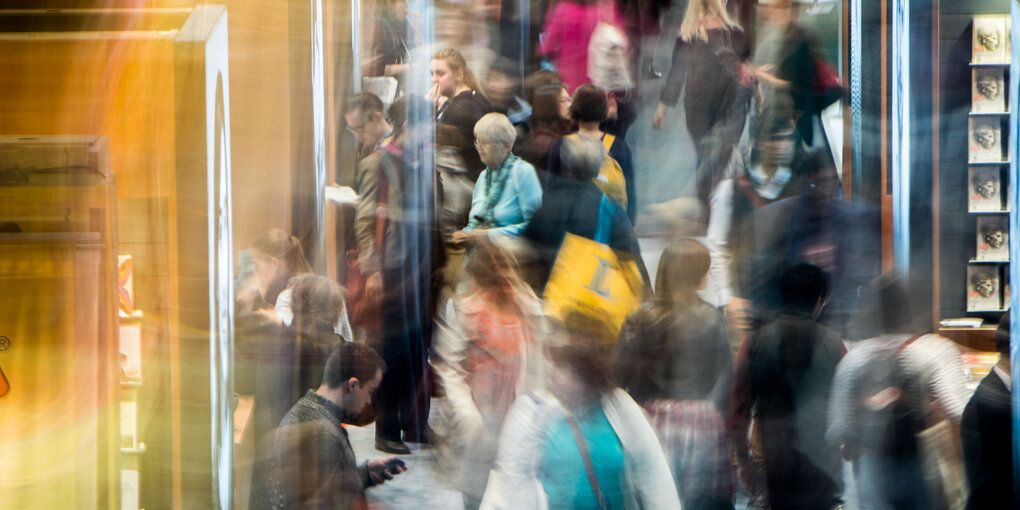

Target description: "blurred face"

left=476, top=138, right=511, bottom=169
left=347, top=369, right=382, bottom=415
left=762, top=132, right=795, bottom=167
left=391, top=0, right=407, bottom=18
left=252, top=251, right=280, bottom=294
left=430, top=59, right=461, bottom=98
left=557, top=88, right=572, bottom=120
left=484, top=70, right=517, bottom=110
left=345, top=108, right=389, bottom=146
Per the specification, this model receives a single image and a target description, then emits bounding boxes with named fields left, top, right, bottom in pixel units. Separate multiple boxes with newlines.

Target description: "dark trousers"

left=374, top=267, right=433, bottom=442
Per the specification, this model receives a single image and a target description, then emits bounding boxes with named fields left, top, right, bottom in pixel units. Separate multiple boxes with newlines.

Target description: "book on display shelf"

left=971, top=67, right=1006, bottom=113
left=968, top=166, right=1004, bottom=212
left=968, top=117, right=1003, bottom=163
left=967, top=265, right=1002, bottom=312
left=972, top=15, right=1010, bottom=64
left=976, top=216, right=1009, bottom=261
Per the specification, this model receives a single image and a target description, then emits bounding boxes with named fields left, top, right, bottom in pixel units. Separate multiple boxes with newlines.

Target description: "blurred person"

left=827, top=275, right=969, bottom=510
left=961, top=313, right=1014, bottom=510
left=368, top=0, right=417, bottom=87
left=430, top=238, right=548, bottom=510
left=484, top=57, right=531, bottom=125
left=237, top=228, right=314, bottom=318
left=251, top=342, right=407, bottom=510
left=547, top=84, right=634, bottom=218
left=652, top=0, right=751, bottom=206
left=354, top=96, right=445, bottom=454
left=344, top=92, right=394, bottom=161
left=452, top=113, right=543, bottom=245
left=524, top=69, right=565, bottom=105
left=726, top=102, right=810, bottom=333
left=523, top=134, right=647, bottom=291
left=612, top=238, right=735, bottom=509
left=251, top=274, right=346, bottom=445
left=522, top=83, right=571, bottom=176
left=479, top=323, right=682, bottom=510
left=539, top=0, right=628, bottom=93
left=730, top=264, right=844, bottom=510
left=430, top=48, right=495, bottom=180
left=752, top=0, right=839, bottom=146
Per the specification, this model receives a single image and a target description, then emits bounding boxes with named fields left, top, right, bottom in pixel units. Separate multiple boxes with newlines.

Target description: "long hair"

left=433, top=48, right=483, bottom=95
left=530, top=83, right=570, bottom=134
left=679, top=0, right=741, bottom=43
left=654, top=238, right=710, bottom=308
left=252, top=228, right=313, bottom=276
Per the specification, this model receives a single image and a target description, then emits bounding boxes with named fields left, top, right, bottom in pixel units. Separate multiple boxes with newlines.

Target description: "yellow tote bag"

left=543, top=195, right=643, bottom=342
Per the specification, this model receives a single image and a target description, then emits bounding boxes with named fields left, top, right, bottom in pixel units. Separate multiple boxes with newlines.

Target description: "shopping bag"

left=543, top=196, right=642, bottom=341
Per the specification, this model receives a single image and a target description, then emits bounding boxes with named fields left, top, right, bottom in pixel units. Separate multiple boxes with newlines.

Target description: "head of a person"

left=759, top=0, right=796, bottom=26
left=320, top=342, right=386, bottom=417
left=546, top=317, right=616, bottom=404
left=386, top=0, right=407, bottom=18
left=655, top=238, right=711, bottom=306
left=779, top=263, right=829, bottom=317
left=680, top=0, right=740, bottom=42
left=569, top=84, right=608, bottom=125
left=474, top=112, right=516, bottom=169
left=558, top=134, right=604, bottom=181
left=289, top=274, right=345, bottom=344
left=524, top=69, right=563, bottom=105
left=345, top=92, right=391, bottom=146
left=252, top=229, right=312, bottom=298
left=484, top=57, right=521, bottom=111
left=996, top=312, right=1011, bottom=358
left=431, top=48, right=480, bottom=98
left=465, top=236, right=521, bottom=293
left=531, top=83, right=571, bottom=133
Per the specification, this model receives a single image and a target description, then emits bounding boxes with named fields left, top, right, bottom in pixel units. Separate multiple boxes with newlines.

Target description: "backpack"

left=587, top=17, right=634, bottom=92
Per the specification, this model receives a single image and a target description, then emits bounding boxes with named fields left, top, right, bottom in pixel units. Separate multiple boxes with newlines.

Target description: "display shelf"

left=968, top=209, right=1010, bottom=213
left=969, top=258, right=1010, bottom=263
left=967, top=160, right=1011, bottom=165
left=969, top=61, right=1011, bottom=66
left=120, top=443, right=147, bottom=456
left=969, top=110, right=1011, bottom=116
left=120, top=380, right=142, bottom=389
left=967, top=307, right=1010, bottom=313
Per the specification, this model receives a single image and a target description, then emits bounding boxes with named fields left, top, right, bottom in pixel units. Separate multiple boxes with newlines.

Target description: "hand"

left=367, top=456, right=407, bottom=485
left=366, top=272, right=383, bottom=303
left=451, top=229, right=486, bottom=246
left=652, top=104, right=666, bottom=130
left=840, top=440, right=862, bottom=462
left=606, top=93, right=619, bottom=121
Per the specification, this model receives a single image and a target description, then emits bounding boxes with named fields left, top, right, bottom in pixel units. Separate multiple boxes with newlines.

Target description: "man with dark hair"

left=251, top=343, right=406, bottom=510
left=731, top=263, right=845, bottom=510
left=345, top=92, right=393, bottom=153
left=962, top=313, right=1014, bottom=510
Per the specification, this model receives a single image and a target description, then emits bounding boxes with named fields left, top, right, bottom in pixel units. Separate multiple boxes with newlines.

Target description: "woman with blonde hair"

left=430, top=48, right=494, bottom=179
left=652, top=0, right=751, bottom=205
left=240, top=228, right=313, bottom=316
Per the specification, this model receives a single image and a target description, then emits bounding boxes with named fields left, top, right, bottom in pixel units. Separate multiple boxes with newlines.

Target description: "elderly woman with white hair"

left=451, top=112, right=543, bottom=245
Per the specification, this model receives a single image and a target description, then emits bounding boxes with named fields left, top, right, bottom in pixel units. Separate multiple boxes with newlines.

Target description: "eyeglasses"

left=347, top=121, right=369, bottom=136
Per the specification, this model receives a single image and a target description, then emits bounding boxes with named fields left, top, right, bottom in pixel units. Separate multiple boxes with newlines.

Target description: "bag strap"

left=601, top=134, right=615, bottom=153
left=594, top=194, right=613, bottom=245
left=565, top=414, right=609, bottom=510
left=375, top=154, right=392, bottom=250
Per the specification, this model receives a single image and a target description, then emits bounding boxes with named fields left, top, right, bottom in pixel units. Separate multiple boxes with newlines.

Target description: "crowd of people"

left=235, top=0, right=1014, bottom=509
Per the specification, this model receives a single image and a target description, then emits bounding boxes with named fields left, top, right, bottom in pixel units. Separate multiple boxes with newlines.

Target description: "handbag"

left=587, top=3, right=633, bottom=92
left=346, top=170, right=389, bottom=329
left=543, top=195, right=642, bottom=342
left=813, top=58, right=843, bottom=111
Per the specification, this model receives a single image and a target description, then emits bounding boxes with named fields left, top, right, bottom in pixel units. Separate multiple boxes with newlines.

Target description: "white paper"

left=968, top=167, right=1003, bottom=212
left=325, top=185, right=360, bottom=205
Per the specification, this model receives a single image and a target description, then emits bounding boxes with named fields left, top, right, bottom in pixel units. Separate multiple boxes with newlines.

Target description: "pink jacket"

left=539, top=0, right=625, bottom=92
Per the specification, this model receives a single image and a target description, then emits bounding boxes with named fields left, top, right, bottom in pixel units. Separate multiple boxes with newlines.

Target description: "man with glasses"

left=344, top=92, right=393, bottom=158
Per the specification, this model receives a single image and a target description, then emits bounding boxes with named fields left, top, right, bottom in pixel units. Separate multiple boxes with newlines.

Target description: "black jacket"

left=962, top=370, right=1014, bottom=510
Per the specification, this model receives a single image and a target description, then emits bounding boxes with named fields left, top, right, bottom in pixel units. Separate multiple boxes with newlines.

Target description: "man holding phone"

left=252, top=343, right=407, bottom=510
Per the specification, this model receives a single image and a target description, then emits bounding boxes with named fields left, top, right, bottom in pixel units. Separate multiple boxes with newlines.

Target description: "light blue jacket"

left=464, top=154, right=543, bottom=238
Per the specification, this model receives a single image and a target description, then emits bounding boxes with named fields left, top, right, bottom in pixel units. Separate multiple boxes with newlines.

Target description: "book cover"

left=971, top=67, right=1006, bottom=113
left=967, top=265, right=1001, bottom=311
left=976, top=216, right=1009, bottom=261
left=973, top=15, right=1008, bottom=64
left=969, top=117, right=1003, bottom=163
left=968, top=167, right=1003, bottom=212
